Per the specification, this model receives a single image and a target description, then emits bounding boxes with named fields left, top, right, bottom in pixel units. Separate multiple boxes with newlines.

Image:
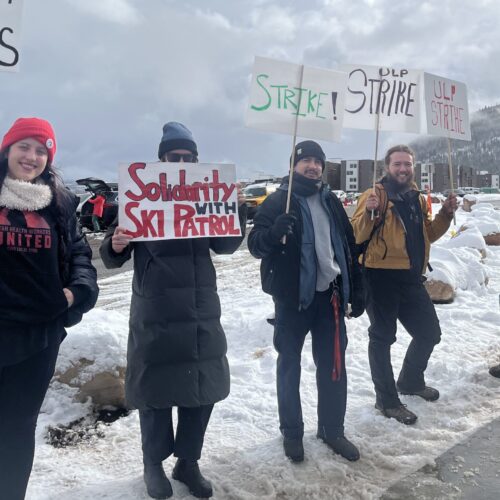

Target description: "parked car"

left=243, top=182, right=280, bottom=219
left=76, top=192, right=92, bottom=217
left=443, top=188, right=466, bottom=197
left=458, top=187, right=480, bottom=195
left=75, top=177, right=118, bottom=231
left=331, top=189, right=347, bottom=202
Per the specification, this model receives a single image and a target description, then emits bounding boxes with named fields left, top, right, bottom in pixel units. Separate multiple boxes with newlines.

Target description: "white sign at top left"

left=0, top=0, right=24, bottom=72
left=246, top=56, right=347, bottom=142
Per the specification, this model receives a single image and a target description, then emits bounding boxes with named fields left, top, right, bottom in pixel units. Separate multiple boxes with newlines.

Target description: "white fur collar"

left=0, top=176, right=53, bottom=211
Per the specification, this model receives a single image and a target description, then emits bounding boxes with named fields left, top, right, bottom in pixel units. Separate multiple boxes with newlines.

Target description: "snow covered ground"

left=27, top=204, right=500, bottom=500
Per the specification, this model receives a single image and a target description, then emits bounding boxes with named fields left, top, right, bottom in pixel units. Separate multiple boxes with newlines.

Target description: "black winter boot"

left=173, top=459, right=213, bottom=498
left=375, top=403, right=418, bottom=425
left=397, top=384, right=440, bottom=401
left=489, top=363, right=500, bottom=378
left=143, top=463, right=173, bottom=499
left=283, top=437, right=304, bottom=462
left=316, top=433, right=360, bottom=462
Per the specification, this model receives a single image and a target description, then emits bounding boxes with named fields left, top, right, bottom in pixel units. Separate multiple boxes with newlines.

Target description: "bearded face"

left=385, top=152, right=414, bottom=188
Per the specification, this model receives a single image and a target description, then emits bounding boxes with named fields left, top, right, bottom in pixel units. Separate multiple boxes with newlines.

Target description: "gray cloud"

left=1, top=0, right=499, bottom=182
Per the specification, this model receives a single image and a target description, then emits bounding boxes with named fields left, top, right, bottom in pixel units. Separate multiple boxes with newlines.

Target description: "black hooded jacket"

left=248, top=182, right=364, bottom=315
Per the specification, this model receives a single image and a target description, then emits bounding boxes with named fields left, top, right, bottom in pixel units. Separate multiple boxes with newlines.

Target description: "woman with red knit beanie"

left=0, top=117, right=99, bottom=499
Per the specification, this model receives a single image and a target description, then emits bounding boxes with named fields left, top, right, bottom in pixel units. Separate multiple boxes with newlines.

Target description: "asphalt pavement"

left=382, top=416, right=500, bottom=500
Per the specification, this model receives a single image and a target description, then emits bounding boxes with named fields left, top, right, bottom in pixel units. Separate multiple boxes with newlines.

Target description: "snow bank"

left=427, top=246, right=487, bottom=289
left=55, top=309, right=128, bottom=382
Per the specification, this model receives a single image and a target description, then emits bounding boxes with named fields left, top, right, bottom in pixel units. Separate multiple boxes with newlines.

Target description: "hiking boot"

left=172, top=459, right=213, bottom=498
left=489, top=363, right=500, bottom=378
left=143, top=463, right=173, bottom=499
left=316, top=433, right=360, bottom=462
left=375, top=403, right=418, bottom=425
left=397, top=385, right=440, bottom=402
left=283, top=437, right=304, bottom=462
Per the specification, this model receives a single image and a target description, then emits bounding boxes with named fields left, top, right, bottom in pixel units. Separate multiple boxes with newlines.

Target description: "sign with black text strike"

left=246, top=56, right=347, bottom=142
left=118, top=162, right=241, bottom=241
left=424, top=72, right=471, bottom=141
left=340, top=64, right=422, bottom=133
left=0, top=0, right=24, bottom=72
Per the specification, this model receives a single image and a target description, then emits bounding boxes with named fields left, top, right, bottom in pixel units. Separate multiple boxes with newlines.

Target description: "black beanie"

left=158, top=122, right=198, bottom=160
left=291, top=140, right=326, bottom=171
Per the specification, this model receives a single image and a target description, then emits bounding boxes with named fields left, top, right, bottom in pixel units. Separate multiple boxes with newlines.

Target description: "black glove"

left=349, top=291, right=365, bottom=318
left=269, top=213, right=296, bottom=243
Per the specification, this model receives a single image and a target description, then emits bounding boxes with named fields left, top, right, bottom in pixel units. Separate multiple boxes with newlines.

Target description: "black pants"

left=364, top=269, right=441, bottom=408
left=139, top=405, right=214, bottom=465
left=0, top=338, right=61, bottom=500
left=273, top=289, right=347, bottom=440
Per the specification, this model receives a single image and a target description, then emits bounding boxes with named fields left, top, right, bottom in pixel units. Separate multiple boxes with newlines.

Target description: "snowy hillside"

left=411, top=104, right=500, bottom=173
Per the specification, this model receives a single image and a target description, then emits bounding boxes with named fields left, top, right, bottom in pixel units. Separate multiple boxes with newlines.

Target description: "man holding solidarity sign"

left=249, top=141, right=364, bottom=463
left=352, top=145, right=457, bottom=425
left=100, top=122, right=246, bottom=499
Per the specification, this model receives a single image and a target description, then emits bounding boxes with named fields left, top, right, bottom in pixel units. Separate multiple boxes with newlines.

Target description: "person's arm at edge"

left=99, top=216, right=133, bottom=268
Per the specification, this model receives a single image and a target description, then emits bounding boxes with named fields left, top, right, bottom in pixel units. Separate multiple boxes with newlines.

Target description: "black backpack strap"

left=360, top=184, right=389, bottom=267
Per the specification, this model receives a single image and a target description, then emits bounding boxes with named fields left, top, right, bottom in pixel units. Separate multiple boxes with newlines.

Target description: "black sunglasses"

left=165, top=152, right=197, bottom=163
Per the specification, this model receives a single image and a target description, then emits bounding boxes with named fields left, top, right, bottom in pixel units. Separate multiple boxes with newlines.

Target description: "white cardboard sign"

left=423, top=72, right=471, bottom=141
left=119, top=162, right=242, bottom=241
left=341, top=64, right=423, bottom=133
left=0, top=0, right=24, bottom=72
left=246, top=56, right=347, bottom=142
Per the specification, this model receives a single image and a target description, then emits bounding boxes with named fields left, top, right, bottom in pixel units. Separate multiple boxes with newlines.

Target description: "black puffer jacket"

left=100, top=206, right=246, bottom=409
left=0, top=190, right=99, bottom=368
left=248, top=185, right=364, bottom=314
left=0, top=193, right=98, bottom=329
left=61, top=195, right=100, bottom=327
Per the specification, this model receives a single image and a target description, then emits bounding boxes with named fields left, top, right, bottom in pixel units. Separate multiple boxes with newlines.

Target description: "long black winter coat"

left=100, top=206, right=247, bottom=409
left=248, top=185, right=364, bottom=313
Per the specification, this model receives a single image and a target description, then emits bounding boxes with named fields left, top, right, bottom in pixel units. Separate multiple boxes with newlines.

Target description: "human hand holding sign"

left=441, top=193, right=458, bottom=217
left=236, top=182, right=245, bottom=206
left=270, top=213, right=296, bottom=243
left=112, top=226, right=134, bottom=253
left=365, top=191, right=380, bottom=212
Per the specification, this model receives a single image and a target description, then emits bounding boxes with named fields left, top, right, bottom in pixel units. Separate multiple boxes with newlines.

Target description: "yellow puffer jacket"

left=351, top=183, right=452, bottom=273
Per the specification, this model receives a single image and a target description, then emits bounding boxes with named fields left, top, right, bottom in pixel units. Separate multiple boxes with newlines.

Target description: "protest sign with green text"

left=246, top=56, right=347, bottom=142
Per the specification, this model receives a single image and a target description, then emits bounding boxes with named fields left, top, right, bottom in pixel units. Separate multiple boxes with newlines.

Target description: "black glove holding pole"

left=269, top=213, right=297, bottom=243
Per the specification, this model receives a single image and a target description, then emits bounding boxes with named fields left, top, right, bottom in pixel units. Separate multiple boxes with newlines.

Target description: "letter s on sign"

left=0, top=28, right=19, bottom=68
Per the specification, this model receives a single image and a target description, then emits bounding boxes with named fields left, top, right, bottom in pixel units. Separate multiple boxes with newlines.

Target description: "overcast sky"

left=1, top=0, right=499, bottom=182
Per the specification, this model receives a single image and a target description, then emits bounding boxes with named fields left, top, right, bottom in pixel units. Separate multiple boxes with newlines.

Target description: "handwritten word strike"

left=124, top=163, right=236, bottom=203
left=251, top=73, right=331, bottom=119
left=346, top=68, right=417, bottom=117
left=430, top=80, right=465, bottom=135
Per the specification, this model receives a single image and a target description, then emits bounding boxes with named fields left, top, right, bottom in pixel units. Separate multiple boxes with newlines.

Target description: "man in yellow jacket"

left=351, top=145, right=457, bottom=425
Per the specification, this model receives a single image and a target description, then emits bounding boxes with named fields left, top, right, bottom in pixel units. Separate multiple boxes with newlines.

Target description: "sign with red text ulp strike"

left=0, top=0, right=24, bottom=72
left=118, top=162, right=241, bottom=241
left=424, top=72, right=471, bottom=141
left=246, top=56, right=347, bottom=142
left=340, top=64, right=423, bottom=133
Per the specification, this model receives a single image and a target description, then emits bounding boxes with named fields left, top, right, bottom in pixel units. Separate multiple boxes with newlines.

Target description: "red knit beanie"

left=1, top=117, right=57, bottom=164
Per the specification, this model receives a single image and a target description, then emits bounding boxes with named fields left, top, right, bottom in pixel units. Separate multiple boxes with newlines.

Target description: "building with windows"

left=340, top=160, right=384, bottom=192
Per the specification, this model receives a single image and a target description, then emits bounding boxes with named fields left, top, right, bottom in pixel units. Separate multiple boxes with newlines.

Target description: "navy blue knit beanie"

left=158, top=122, right=198, bottom=160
